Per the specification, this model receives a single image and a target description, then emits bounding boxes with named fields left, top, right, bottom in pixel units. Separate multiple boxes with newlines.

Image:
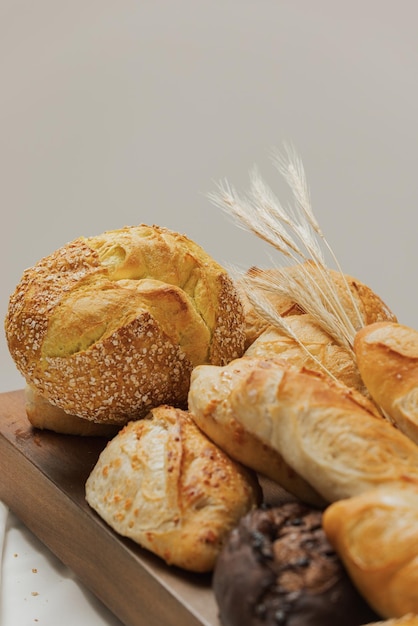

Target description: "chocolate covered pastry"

left=212, top=502, right=379, bottom=626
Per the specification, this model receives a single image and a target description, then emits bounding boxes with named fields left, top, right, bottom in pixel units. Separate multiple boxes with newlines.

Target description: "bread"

left=85, top=405, right=261, bottom=572
left=354, top=321, right=418, bottom=444
left=24, top=385, right=120, bottom=437
left=237, top=262, right=397, bottom=349
left=245, top=313, right=366, bottom=393
left=5, top=224, right=245, bottom=424
left=235, top=267, right=302, bottom=349
left=322, top=483, right=418, bottom=619
left=188, top=356, right=326, bottom=506
left=188, top=356, right=418, bottom=503
left=212, top=502, right=379, bottom=626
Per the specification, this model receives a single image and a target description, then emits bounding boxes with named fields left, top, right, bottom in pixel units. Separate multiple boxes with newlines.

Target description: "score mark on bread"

left=5, top=224, right=245, bottom=425
left=85, top=405, right=261, bottom=572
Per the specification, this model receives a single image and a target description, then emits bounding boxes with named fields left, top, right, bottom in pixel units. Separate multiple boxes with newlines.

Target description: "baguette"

left=188, top=355, right=325, bottom=506
left=188, top=356, right=418, bottom=503
left=354, top=321, right=418, bottom=444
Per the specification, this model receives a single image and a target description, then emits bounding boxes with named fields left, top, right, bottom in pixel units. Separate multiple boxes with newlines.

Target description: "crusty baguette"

left=188, top=355, right=326, bottom=507
left=354, top=321, right=418, bottom=444
left=85, top=405, right=261, bottom=572
left=237, top=262, right=397, bottom=349
left=188, top=356, right=418, bottom=503
left=5, top=224, right=245, bottom=424
left=25, top=385, right=120, bottom=437
left=245, top=313, right=366, bottom=393
left=323, top=483, right=418, bottom=619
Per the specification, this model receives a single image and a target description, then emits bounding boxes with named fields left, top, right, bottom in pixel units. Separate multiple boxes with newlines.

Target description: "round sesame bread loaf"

left=5, top=224, right=245, bottom=424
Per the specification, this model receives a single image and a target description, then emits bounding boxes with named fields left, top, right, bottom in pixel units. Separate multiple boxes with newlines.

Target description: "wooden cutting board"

left=0, top=390, right=297, bottom=626
left=0, top=389, right=221, bottom=626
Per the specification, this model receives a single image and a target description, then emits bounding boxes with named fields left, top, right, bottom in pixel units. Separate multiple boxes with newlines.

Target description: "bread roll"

left=322, top=483, right=418, bottom=619
left=5, top=224, right=245, bottom=424
left=235, top=267, right=302, bottom=349
left=238, top=262, right=397, bottom=349
left=85, top=405, right=261, bottom=572
left=25, top=385, right=120, bottom=437
left=188, top=356, right=418, bottom=503
left=245, top=313, right=366, bottom=393
left=354, top=321, right=418, bottom=444
left=212, top=502, right=379, bottom=626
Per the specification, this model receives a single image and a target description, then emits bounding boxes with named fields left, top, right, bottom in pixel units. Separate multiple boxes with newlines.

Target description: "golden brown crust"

left=188, top=356, right=326, bottom=507
left=85, top=405, right=261, bottom=572
left=245, top=313, right=366, bottom=393
left=238, top=263, right=397, bottom=349
left=323, top=484, right=418, bottom=619
left=188, top=356, right=418, bottom=503
left=354, top=321, right=418, bottom=444
left=236, top=266, right=304, bottom=349
left=5, top=224, right=245, bottom=424
left=25, top=386, right=120, bottom=437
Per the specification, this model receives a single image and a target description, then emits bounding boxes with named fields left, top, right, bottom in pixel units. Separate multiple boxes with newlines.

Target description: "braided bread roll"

left=323, top=483, right=418, bottom=619
left=5, top=224, right=245, bottom=424
left=354, top=321, right=418, bottom=444
left=188, top=356, right=418, bottom=503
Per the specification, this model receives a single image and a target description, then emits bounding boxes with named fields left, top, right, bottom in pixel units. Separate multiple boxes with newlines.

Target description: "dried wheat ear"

left=208, top=145, right=378, bottom=378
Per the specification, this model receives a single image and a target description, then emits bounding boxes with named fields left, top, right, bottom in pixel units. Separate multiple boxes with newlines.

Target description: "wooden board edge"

left=0, top=421, right=211, bottom=626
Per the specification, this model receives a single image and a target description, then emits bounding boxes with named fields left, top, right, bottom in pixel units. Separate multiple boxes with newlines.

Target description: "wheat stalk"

left=208, top=145, right=365, bottom=353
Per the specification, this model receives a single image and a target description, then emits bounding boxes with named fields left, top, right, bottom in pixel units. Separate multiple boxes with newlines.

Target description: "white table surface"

left=0, top=502, right=124, bottom=626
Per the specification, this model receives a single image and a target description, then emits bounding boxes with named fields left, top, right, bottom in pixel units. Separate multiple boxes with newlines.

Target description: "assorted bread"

left=5, top=157, right=418, bottom=623
left=188, top=356, right=418, bottom=503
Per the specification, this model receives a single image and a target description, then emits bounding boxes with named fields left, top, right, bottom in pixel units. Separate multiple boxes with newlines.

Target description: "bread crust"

left=5, top=224, right=245, bottom=424
left=188, top=356, right=326, bottom=506
left=323, top=483, right=418, bottom=619
left=245, top=313, right=366, bottom=393
left=354, top=321, right=418, bottom=444
left=24, top=385, right=120, bottom=436
left=85, top=405, right=261, bottom=572
left=189, top=356, right=418, bottom=503
left=238, top=263, right=397, bottom=349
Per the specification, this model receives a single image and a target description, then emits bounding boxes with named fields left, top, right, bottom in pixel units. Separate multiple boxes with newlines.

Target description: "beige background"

left=2, top=0, right=418, bottom=393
